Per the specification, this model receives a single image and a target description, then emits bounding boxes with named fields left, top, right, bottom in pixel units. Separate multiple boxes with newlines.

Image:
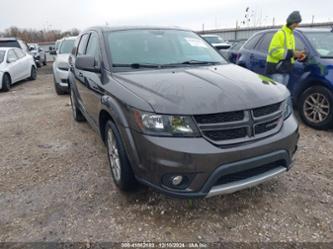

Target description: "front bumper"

left=53, top=64, right=69, bottom=88
left=0, top=71, right=3, bottom=89
left=121, top=114, right=299, bottom=198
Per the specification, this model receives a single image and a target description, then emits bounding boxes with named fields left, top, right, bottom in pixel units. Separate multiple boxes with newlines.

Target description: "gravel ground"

left=0, top=66, right=332, bottom=244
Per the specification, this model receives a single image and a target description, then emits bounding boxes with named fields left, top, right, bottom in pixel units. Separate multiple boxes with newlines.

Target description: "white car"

left=0, top=47, right=37, bottom=91
left=201, top=34, right=231, bottom=50
left=53, top=36, right=76, bottom=95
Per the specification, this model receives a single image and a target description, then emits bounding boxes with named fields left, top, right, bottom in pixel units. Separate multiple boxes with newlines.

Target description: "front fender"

left=101, top=95, right=129, bottom=128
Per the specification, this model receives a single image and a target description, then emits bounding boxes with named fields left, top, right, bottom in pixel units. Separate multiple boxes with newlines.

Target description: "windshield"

left=0, top=51, right=5, bottom=63
left=0, top=40, right=20, bottom=48
left=59, top=39, right=75, bottom=54
left=305, top=32, right=333, bottom=57
left=203, top=36, right=224, bottom=44
left=105, top=29, right=226, bottom=70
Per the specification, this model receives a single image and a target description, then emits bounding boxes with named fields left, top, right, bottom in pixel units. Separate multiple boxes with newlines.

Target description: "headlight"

left=133, top=109, right=200, bottom=137
left=57, top=62, right=69, bottom=71
left=282, top=96, right=293, bottom=119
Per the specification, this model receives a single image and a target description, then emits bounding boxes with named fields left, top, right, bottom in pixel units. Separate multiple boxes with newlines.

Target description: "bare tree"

left=0, top=26, right=80, bottom=43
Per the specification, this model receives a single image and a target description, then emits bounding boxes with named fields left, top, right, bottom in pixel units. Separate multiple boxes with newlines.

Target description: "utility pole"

left=312, top=15, right=315, bottom=26
left=202, top=23, right=205, bottom=33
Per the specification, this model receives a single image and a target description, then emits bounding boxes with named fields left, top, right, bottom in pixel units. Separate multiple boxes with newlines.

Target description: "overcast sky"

left=1, top=0, right=332, bottom=31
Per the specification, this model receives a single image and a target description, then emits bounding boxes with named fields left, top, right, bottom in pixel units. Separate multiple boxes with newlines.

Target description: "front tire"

left=43, top=56, right=47, bottom=66
left=1, top=74, right=11, bottom=92
left=298, top=86, right=333, bottom=129
left=29, top=67, right=37, bottom=81
left=69, top=86, right=85, bottom=122
left=105, top=120, right=137, bottom=191
left=54, top=76, right=67, bottom=95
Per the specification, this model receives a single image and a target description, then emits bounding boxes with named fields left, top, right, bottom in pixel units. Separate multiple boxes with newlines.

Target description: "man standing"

left=266, top=11, right=305, bottom=86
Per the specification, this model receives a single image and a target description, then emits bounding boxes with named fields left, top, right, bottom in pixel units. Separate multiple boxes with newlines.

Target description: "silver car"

left=52, top=36, right=76, bottom=95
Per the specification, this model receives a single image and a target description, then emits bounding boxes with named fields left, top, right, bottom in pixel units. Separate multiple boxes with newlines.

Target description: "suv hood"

left=113, top=64, right=289, bottom=115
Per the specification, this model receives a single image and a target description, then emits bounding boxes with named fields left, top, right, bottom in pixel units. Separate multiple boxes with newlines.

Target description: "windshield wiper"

left=181, top=60, right=222, bottom=65
left=162, top=60, right=222, bottom=67
left=112, top=63, right=162, bottom=69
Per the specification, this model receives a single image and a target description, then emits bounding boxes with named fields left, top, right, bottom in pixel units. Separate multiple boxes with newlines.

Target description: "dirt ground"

left=0, top=66, right=332, bottom=244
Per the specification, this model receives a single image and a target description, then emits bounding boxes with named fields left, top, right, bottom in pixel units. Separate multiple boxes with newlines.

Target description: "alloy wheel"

left=303, top=92, right=330, bottom=123
left=107, top=129, right=121, bottom=182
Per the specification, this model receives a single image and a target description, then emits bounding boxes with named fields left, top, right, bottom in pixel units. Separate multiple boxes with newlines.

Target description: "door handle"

left=78, top=72, right=83, bottom=77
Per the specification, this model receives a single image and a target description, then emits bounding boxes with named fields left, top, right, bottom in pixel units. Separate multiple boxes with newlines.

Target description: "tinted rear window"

left=0, top=40, right=20, bottom=48
left=243, top=34, right=262, bottom=50
left=257, top=32, right=274, bottom=53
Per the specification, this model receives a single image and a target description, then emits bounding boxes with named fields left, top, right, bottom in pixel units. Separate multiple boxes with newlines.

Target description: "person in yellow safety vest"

left=266, top=11, right=306, bottom=86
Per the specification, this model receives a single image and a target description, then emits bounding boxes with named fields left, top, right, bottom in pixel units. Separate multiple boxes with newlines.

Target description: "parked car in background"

left=237, top=28, right=333, bottom=129
left=225, top=40, right=247, bottom=63
left=0, top=37, right=29, bottom=53
left=201, top=34, right=231, bottom=50
left=53, top=36, right=76, bottom=94
left=50, top=39, right=62, bottom=55
left=28, top=43, right=47, bottom=67
left=0, top=47, right=37, bottom=91
left=68, top=26, right=298, bottom=198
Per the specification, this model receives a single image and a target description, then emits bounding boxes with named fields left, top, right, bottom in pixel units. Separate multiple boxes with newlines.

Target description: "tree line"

left=0, top=27, right=80, bottom=43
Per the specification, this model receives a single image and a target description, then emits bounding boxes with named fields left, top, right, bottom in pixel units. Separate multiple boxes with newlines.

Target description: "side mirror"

left=75, top=55, right=100, bottom=73
left=29, top=46, right=34, bottom=51
left=50, top=50, right=57, bottom=55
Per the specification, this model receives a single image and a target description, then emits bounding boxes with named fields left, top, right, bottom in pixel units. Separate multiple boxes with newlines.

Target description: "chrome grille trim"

left=195, top=102, right=284, bottom=145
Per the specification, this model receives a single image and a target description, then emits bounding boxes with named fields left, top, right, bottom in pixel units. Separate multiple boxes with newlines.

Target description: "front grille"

left=255, top=118, right=280, bottom=135
left=203, top=128, right=247, bottom=141
left=194, top=101, right=284, bottom=145
left=214, top=160, right=285, bottom=186
left=253, top=102, right=282, bottom=117
left=195, top=111, right=244, bottom=124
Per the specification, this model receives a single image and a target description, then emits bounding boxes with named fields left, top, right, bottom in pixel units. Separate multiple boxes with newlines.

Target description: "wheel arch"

left=99, top=95, right=129, bottom=143
left=294, top=79, right=332, bottom=106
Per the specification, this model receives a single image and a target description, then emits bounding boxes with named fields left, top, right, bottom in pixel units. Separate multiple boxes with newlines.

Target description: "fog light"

left=172, top=176, right=183, bottom=186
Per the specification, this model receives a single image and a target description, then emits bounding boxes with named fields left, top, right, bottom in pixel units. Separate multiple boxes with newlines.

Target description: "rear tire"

left=70, top=86, right=86, bottom=122
left=298, top=86, right=333, bottom=130
left=29, top=67, right=37, bottom=81
left=1, top=74, right=11, bottom=92
left=105, top=120, right=137, bottom=191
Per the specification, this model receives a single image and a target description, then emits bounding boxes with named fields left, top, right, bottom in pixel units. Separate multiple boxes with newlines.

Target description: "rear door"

left=80, top=31, right=104, bottom=124
left=238, top=33, right=262, bottom=69
left=14, top=48, right=30, bottom=78
left=250, top=32, right=274, bottom=75
left=6, top=49, right=20, bottom=82
left=73, top=34, right=90, bottom=113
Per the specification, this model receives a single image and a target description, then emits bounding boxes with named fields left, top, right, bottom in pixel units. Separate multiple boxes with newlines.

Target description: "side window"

left=77, top=34, right=90, bottom=56
left=7, top=49, right=18, bottom=62
left=14, top=48, right=25, bottom=58
left=85, top=32, right=100, bottom=64
left=256, top=32, right=274, bottom=53
left=295, top=35, right=306, bottom=51
left=244, top=34, right=262, bottom=50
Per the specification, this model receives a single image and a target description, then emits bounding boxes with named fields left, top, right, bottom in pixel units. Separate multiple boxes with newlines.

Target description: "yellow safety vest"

left=267, top=25, right=296, bottom=64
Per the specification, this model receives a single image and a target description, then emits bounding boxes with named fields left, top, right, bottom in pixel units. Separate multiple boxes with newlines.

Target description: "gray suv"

left=68, top=27, right=299, bottom=198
